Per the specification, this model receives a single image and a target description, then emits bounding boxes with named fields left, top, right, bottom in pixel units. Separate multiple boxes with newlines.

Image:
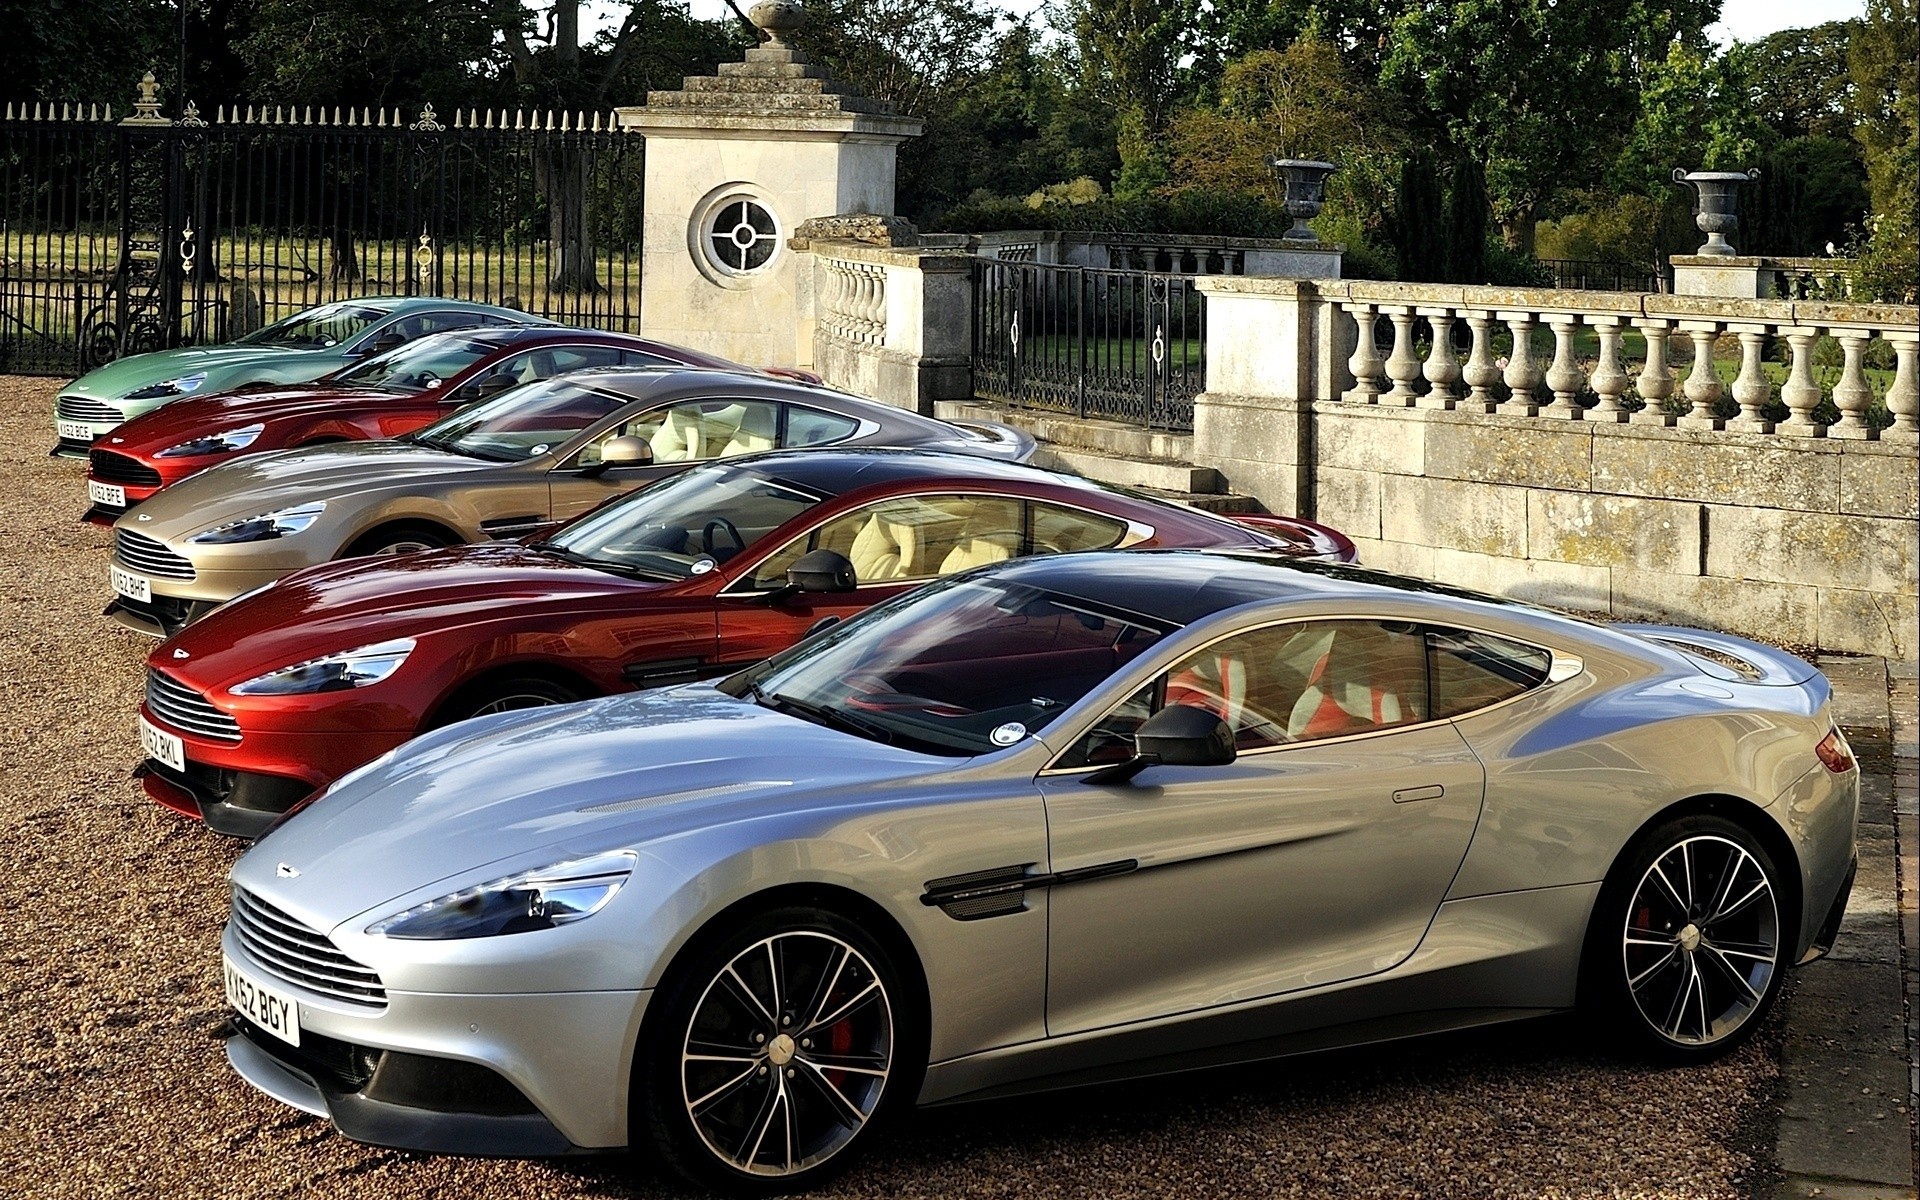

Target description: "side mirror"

left=580, top=435, right=652, bottom=477
left=370, top=333, right=407, bottom=354
left=788, top=549, right=858, bottom=594
left=1084, top=705, right=1235, bottom=785
left=475, top=373, right=517, bottom=398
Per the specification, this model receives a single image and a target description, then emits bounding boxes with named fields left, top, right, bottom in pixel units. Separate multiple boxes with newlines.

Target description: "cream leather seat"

left=937, top=532, right=1018, bottom=575
left=720, top=404, right=778, bottom=456
left=848, top=514, right=921, bottom=581
left=649, top=408, right=705, bottom=463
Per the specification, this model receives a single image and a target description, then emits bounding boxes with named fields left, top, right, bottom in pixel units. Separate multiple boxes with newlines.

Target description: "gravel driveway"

left=0, top=374, right=1782, bottom=1199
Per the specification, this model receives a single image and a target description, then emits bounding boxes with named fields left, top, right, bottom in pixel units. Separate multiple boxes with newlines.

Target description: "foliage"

left=0, top=0, right=172, bottom=104
left=1748, top=137, right=1870, bottom=257
left=1064, top=0, right=1203, bottom=197
left=1610, top=40, right=1770, bottom=198
left=1845, top=0, right=1918, bottom=301
left=1535, top=193, right=1669, bottom=264
left=1744, top=21, right=1861, bottom=141
left=235, top=0, right=501, bottom=109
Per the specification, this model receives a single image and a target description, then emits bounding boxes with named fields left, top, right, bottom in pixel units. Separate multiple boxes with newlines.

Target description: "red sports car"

left=83, top=326, right=811, bottom=523
left=136, top=449, right=1356, bottom=836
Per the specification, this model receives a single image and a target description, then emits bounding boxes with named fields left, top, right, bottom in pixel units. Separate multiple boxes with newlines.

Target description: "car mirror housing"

left=788, top=549, right=858, bottom=594
left=579, top=435, right=652, bottom=478
left=1085, top=705, right=1236, bottom=785
left=475, top=373, right=517, bottom=399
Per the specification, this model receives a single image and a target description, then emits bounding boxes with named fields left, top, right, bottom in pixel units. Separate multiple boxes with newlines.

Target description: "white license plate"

left=224, top=953, right=300, bottom=1047
left=58, top=419, right=96, bottom=442
left=139, top=714, right=185, bottom=771
left=88, top=479, right=127, bottom=508
left=110, top=564, right=151, bottom=603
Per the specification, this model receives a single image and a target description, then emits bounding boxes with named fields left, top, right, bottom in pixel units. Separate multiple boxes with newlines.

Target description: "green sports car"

left=52, top=297, right=546, bottom=457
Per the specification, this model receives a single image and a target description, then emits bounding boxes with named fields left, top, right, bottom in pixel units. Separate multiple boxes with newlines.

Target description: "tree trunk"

left=330, top=225, right=361, bottom=282
left=1501, top=203, right=1540, bottom=255
left=538, top=147, right=599, bottom=294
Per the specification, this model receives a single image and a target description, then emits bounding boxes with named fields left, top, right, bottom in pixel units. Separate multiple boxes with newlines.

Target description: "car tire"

left=343, top=522, right=456, bottom=558
left=1586, top=813, right=1788, bottom=1060
left=430, top=675, right=583, bottom=727
left=633, top=904, right=923, bottom=1196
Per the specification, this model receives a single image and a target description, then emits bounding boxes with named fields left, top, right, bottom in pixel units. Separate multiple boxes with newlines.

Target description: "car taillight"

left=1816, top=727, right=1855, bottom=774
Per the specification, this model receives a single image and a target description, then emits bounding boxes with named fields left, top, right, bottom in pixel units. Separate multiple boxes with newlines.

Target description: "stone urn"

left=748, top=1, right=807, bottom=46
left=1672, top=168, right=1761, bottom=257
left=1270, top=158, right=1337, bottom=243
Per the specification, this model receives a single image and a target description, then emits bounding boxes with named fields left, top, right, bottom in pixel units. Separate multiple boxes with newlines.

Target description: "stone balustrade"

left=1325, top=282, right=1917, bottom=443
left=798, top=238, right=974, bottom=411
left=820, top=258, right=887, bottom=346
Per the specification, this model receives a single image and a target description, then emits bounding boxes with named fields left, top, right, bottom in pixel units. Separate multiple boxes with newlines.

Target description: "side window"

left=385, top=310, right=484, bottom=341
left=1029, top=502, right=1129, bottom=554
left=577, top=399, right=780, bottom=467
left=544, top=344, right=626, bottom=374
left=620, top=349, right=676, bottom=367
left=784, top=406, right=859, bottom=448
left=1427, top=627, right=1551, bottom=717
left=747, top=493, right=1025, bottom=589
left=1064, top=621, right=1431, bottom=764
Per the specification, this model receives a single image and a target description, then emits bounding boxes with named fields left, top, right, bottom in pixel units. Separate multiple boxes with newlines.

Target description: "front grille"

left=57, top=395, right=123, bottom=423
left=230, top=887, right=388, bottom=1010
left=146, top=669, right=242, bottom=742
left=115, top=529, right=195, bottom=580
left=89, top=449, right=162, bottom=487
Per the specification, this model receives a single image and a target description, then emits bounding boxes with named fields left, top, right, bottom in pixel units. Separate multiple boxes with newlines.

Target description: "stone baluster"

left=1885, top=331, right=1919, bottom=443
left=1587, top=318, right=1629, bottom=422
left=1418, top=308, right=1461, bottom=409
left=1777, top=327, right=1825, bottom=435
left=1381, top=306, right=1422, bottom=405
left=1460, top=310, right=1501, bottom=412
left=1631, top=318, right=1676, bottom=426
left=1542, top=314, right=1586, bottom=419
left=1342, top=303, right=1384, bottom=403
left=1677, top=322, right=1724, bottom=430
left=1726, top=324, right=1773, bottom=433
left=1828, top=329, right=1876, bottom=439
left=1498, top=311, right=1541, bottom=415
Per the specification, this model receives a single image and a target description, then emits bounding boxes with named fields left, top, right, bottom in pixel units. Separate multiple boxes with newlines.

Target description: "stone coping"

left=1285, top=395, right=1920, bottom=459
left=1197, top=276, right=1918, bottom=331
left=794, top=236, right=973, bottom=271
left=612, top=106, right=921, bottom=138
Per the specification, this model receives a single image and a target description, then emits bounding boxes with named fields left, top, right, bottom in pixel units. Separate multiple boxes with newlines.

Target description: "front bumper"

left=136, top=702, right=413, bottom=834
left=222, top=924, right=649, bottom=1151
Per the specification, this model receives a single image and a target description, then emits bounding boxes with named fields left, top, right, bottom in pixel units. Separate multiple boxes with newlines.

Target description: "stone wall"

left=1191, top=278, right=1919, bottom=659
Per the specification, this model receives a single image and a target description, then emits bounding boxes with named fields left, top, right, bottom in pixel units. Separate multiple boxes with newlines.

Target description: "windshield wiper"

left=747, top=683, right=896, bottom=745
left=526, top=541, right=679, bottom=581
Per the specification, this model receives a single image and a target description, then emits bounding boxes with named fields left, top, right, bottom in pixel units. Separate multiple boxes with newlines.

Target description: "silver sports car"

left=220, top=551, right=1857, bottom=1193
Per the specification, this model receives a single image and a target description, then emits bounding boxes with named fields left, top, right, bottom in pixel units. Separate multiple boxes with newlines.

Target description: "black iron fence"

left=0, top=89, right=643, bottom=376
left=1539, top=257, right=1664, bottom=294
left=971, top=259, right=1205, bottom=431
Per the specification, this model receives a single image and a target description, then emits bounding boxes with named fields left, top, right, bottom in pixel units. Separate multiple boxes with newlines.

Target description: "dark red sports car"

left=83, top=326, right=812, bottom=523
left=136, top=449, right=1356, bottom=836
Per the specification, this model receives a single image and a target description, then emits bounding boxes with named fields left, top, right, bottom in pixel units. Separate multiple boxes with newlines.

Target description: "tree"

left=1845, top=0, right=1918, bottom=300
left=1066, top=0, right=1203, bottom=196
left=0, top=0, right=172, bottom=104
left=1745, top=20, right=1861, bottom=141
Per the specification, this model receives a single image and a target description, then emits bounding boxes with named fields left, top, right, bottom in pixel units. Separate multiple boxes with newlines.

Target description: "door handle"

left=1393, top=784, right=1445, bottom=804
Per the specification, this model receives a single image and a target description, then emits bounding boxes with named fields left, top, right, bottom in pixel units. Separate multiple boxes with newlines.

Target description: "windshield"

left=335, top=333, right=494, bottom=393
left=236, top=301, right=386, bottom=348
left=408, top=377, right=626, bottom=461
left=543, top=463, right=822, bottom=580
left=723, top=576, right=1169, bottom=755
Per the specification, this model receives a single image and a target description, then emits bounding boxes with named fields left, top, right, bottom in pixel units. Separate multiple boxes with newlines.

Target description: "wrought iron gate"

left=971, top=258, right=1206, bottom=431
left=0, top=78, right=643, bottom=376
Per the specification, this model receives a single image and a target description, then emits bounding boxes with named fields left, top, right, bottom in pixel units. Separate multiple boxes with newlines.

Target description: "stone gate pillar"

left=614, top=6, right=921, bottom=367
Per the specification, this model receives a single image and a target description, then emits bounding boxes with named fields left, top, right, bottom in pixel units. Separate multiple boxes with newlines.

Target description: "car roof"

left=559, top=366, right=929, bottom=413
left=347, top=296, right=553, bottom=320
left=706, top=446, right=1119, bottom=497
left=974, top=549, right=1545, bottom=628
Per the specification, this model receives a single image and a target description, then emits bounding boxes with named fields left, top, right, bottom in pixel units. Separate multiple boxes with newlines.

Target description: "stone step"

left=682, top=75, right=855, bottom=97
left=936, top=400, right=1194, bottom=462
left=1034, top=444, right=1223, bottom=495
left=1135, top=488, right=1263, bottom=515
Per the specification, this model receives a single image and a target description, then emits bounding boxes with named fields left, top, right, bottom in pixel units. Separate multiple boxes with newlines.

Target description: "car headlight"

left=230, top=637, right=415, bottom=695
left=125, top=371, right=210, bottom=401
left=156, top=422, right=264, bottom=458
left=190, top=501, right=325, bottom=544
left=367, top=851, right=635, bottom=940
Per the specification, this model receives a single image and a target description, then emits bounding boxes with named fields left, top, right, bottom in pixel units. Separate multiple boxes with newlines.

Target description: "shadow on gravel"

left=541, top=1008, right=1783, bottom=1199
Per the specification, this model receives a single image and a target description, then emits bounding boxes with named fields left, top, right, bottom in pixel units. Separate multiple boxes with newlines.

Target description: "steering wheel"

left=702, top=517, right=747, bottom=559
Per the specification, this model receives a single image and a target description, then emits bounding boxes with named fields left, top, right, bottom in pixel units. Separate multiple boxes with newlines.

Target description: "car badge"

left=110, top=436, right=124, bottom=444
left=690, top=558, right=715, bottom=575
left=136, top=513, right=152, bottom=521
left=990, top=722, right=1028, bottom=747
left=171, top=648, right=190, bottom=659
left=276, top=863, right=300, bottom=878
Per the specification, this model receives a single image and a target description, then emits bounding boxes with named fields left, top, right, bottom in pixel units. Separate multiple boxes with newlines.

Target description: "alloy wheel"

left=1622, top=834, right=1779, bottom=1046
left=680, top=931, right=894, bottom=1177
